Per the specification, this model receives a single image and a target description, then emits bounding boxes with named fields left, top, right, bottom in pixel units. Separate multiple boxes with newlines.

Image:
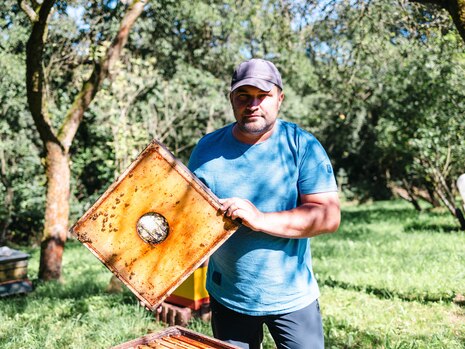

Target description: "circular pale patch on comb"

left=136, top=212, right=170, bottom=244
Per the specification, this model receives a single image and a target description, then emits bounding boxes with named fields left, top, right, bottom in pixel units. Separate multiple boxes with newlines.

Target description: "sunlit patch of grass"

left=320, top=286, right=465, bottom=349
left=313, top=200, right=465, bottom=302
left=0, top=241, right=166, bottom=349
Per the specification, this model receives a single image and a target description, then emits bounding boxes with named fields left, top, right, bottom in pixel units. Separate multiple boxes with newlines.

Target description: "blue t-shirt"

left=188, top=119, right=337, bottom=315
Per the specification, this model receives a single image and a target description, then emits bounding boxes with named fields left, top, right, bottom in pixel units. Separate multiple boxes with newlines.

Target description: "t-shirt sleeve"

left=187, top=144, right=200, bottom=172
left=187, top=139, right=212, bottom=190
left=297, top=134, right=338, bottom=195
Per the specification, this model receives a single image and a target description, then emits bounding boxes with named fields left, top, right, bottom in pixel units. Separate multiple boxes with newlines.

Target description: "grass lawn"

left=0, top=200, right=464, bottom=348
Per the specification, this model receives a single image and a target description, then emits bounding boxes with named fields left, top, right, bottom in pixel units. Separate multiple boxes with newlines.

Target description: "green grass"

left=0, top=200, right=464, bottom=348
left=314, top=200, right=465, bottom=349
left=313, top=201, right=465, bottom=302
left=321, top=287, right=464, bottom=348
left=0, top=245, right=165, bottom=349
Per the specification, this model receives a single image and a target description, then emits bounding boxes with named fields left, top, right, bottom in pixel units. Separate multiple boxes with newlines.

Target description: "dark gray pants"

left=210, top=297, right=324, bottom=349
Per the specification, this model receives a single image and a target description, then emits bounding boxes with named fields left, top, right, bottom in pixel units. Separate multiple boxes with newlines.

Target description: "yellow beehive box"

left=166, top=261, right=209, bottom=310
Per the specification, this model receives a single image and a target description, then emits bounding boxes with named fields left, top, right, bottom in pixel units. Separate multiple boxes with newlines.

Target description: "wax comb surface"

left=70, top=140, right=239, bottom=311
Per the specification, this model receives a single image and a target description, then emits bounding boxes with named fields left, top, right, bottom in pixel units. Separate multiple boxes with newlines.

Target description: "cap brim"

left=230, top=78, right=275, bottom=92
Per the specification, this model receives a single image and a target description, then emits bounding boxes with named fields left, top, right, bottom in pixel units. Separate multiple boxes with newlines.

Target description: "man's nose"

left=247, top=97, right=261, bottom=108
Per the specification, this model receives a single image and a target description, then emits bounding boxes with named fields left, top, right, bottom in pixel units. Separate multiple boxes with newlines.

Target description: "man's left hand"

left=218, top=192, right=340, bottom=239
left=219, top=197, right=265, bottom=231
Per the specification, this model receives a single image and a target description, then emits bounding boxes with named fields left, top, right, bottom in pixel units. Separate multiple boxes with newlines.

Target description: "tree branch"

left=19, top=0, right=39, bottom=22
left=24, top=0, right=59, bottom=147
left=58, top=0, right=147, bottom=150
left=409, top=0, right=443, bottom=5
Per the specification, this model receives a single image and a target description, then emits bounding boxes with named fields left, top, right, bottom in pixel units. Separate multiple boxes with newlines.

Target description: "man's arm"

left=220, top=192, right=340, bottom=238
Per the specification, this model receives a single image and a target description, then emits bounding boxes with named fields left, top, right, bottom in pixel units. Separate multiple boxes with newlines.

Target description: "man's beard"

left=237, top=120, right=271, bottom=134
left=235, top=113, right=275, bottom=135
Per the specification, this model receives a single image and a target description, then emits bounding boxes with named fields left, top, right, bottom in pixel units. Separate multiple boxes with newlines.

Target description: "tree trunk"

left=0, top=187, right=13, bottom=245
left=0, top=146, right=14, bottom=244
left=434, top=183, right=465, bottom=230
left=426, top=186, right=441, bottom=207
left=38, top=141, right=70, bottom=280
left=455, top=208, right=465, bottom=230
left=402, top=179, right=422, bottom=211
left=21, top=0, right=147, bottom=281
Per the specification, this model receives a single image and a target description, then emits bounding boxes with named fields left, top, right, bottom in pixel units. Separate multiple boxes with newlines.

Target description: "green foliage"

left=0, top=2, right=45, bottom=244
left=302, top=0, right=465, bottom=205
left=374, top=29, right=465, bottom=201
left=3, top=0, right=465, bottom=241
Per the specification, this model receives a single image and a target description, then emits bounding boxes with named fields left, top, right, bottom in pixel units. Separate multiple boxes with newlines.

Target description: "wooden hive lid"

left=70, top=140, right=239, bottom=311
left=0, top=247, right=30, bottom=264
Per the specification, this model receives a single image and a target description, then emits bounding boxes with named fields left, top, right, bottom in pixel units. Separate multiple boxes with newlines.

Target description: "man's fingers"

left=230, top=207, right=241, bottom=220
left=219, top=198, right=257, bottom=226
left=219, top=198, right=238, bottom=213
left=227, top=204, right=238, bottom=215
left=224, top=201, right=245, bottom=218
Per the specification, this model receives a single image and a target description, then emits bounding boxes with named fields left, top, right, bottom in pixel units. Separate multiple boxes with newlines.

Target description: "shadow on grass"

left=404, top=221, right=462, bottom=233
left=323, top=315, right=463, bottom=349
left=0, top=293, right=30, bottom=314
left=320, top=277, right=456, bottom=304
left=341, top=203, right=460, bottom=234
left=0, top=279, right=140, bottom=322
left=341, top=207, right=416, bottom=225
left=30, top=277, right=137, bottom=305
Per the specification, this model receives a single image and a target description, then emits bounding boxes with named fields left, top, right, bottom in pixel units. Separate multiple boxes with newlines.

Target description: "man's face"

left=230, top=85, right=284, bottom=136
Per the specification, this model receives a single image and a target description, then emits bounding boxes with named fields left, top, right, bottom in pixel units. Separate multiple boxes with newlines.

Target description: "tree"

left=7, top=0, right=464, bottom=255
left=411, top=0, right=465, bottom=43
left=20, top=0, right=147, bottom=280
left=295, top=0, right=465, bottom=228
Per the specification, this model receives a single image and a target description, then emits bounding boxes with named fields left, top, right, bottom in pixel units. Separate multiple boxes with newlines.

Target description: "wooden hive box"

left=165, top=260, right=209, bottom=310
left=0, top=247, right=33, bottom=297
left=112, top=326, right=240, bottom=349
left=70, top=140, right=239, bottom=311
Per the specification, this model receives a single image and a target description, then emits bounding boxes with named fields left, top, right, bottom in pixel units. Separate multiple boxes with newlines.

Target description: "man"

left=188, top=58, right=340, bottom=349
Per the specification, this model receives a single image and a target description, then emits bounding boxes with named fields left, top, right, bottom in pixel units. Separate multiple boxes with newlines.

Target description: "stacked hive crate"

left=0, top=246, right=33, bottom=297
left=166, top=260, right=209, bottom=311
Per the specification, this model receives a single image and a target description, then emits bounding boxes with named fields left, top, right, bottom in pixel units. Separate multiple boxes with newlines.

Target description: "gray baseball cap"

left=230, top=58, right=283, bottom=92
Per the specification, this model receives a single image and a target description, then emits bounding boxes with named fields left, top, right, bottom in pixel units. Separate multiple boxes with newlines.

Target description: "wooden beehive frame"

left=70, top=140, right=239, bottom=311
